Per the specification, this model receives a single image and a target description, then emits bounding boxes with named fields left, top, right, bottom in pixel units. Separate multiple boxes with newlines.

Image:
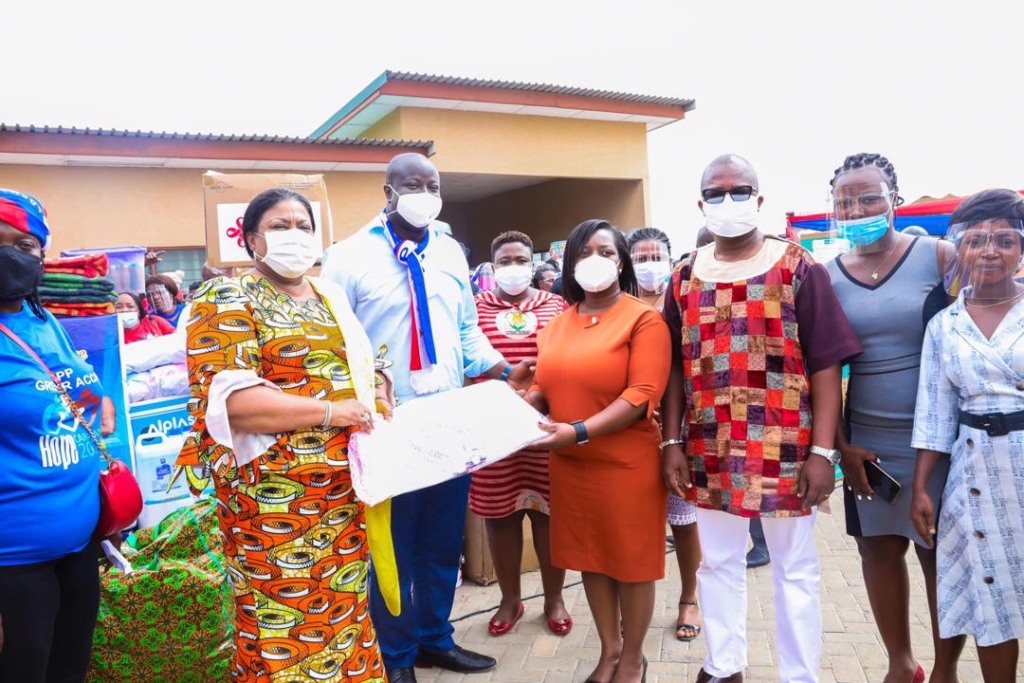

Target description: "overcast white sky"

left=3, top=1, right=1022, bottom=250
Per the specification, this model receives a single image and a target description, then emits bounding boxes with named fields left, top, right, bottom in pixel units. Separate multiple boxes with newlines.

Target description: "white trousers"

left=695, top=508, right=821, bottom=683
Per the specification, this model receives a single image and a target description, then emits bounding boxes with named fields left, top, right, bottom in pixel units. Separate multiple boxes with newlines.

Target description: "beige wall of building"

left=0, top=164, right=389, bottom=254
left=364, top=108, right=651, bottom=181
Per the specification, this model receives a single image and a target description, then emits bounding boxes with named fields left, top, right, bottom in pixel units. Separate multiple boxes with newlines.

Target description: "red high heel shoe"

left=913, top=664, right=926, bottom=683
left=487, top=602, right=525, bottom=636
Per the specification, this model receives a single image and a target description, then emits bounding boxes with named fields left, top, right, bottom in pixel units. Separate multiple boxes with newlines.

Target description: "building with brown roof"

left=0, top=72, right=692, bottom=280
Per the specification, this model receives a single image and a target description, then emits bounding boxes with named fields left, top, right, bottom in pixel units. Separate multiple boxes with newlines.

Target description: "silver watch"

left=809, top=445, right=841, bottom=466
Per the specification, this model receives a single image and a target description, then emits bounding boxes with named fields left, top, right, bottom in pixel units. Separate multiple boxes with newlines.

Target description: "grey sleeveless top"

left=825, top=237, right=946, bottom=430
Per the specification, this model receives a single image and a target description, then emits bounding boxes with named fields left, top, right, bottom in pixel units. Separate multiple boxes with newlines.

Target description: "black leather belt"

left=959, top=409, right=1024, bottom=437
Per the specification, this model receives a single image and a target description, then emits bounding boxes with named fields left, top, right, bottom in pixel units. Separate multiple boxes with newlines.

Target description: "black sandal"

left=676, top=600, right=702, bottom=642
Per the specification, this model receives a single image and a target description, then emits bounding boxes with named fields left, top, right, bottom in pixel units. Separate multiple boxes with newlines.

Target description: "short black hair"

left=242, top=188, right=316, bottom=258
left=544, top=257, right=561, bottom=271
left=120, top=291, right=148, bottom=320
left=491, top=231, right=533, bottom=261
left=561, top=219, right=638, bottom=306
left=831, top=153, right=903, bottom=205
left=532, top=262, right=559, bottom=287
left=950, top=189, right=1024, bottom=225
left=627, top=227, right=672, bottom=257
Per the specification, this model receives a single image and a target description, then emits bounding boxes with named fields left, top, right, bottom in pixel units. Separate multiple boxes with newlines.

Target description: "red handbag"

left=0, top=320, right=144, bottom=536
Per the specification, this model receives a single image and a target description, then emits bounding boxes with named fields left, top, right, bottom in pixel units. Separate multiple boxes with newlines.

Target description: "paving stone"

left=439, top=489, right=1022, bottom=682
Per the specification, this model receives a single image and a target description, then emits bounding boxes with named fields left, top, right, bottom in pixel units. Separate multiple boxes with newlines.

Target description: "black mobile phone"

left=864, top=459, right=902, bottom=504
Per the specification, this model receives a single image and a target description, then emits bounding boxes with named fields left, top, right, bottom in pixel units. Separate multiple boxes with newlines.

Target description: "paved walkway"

left=418, top=489, right=1021, bottom=683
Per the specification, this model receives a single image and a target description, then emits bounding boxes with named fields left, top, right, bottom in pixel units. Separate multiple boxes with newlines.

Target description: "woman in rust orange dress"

left=175, top=188, right=394, bottom=683
left=526, top=220, right=670, bottom=683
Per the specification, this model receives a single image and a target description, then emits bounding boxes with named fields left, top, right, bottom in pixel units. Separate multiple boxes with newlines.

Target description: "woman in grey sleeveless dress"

left=826, top=154, right=965, bottom=683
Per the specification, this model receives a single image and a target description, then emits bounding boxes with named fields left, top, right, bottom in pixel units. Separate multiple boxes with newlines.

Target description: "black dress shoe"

left=388, top=667, right=418, bottom=683
left=745, top=545, right=770, bottom=569
left=695, top=667, right=744, bottom=683
left=416, top=645, right=496, bottom=673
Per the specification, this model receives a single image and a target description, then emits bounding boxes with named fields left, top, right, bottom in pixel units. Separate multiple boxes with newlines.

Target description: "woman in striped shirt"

left=470, top=231, right=572, bottom=637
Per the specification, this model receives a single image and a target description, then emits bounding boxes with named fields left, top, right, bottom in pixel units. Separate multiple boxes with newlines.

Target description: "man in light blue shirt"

left=322, top=153, right=534, bottom=683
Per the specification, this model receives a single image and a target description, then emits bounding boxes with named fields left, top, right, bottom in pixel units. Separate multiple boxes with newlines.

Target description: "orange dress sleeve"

left=618, top=307, right=671, bottom=419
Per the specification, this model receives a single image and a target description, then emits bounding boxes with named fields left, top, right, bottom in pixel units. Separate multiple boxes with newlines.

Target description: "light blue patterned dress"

left=912, top=294, right=1024, bottom=646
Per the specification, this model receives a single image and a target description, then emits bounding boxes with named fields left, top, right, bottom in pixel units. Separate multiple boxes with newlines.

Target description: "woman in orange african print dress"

left=175, top=188, right=393, bottom=683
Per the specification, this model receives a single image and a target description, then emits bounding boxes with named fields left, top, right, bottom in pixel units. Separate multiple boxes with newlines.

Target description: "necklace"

left=862, top=236, right=900, bottom=280
left=966, top=289, right=1024, bottom=309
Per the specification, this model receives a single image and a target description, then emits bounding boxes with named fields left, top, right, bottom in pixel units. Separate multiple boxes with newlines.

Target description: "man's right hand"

left=839, top=442, right=877, bottom=499
left=662, top=443, right=692, bottom=498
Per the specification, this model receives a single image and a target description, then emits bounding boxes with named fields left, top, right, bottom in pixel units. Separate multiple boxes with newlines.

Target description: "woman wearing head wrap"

left=0, top=189, right=119, bottom=682
left=144, top=273, right=186, bottom=327
left=174, top=187, right=400, bottom=682
left=912, top=189, right=1024, bottom=681
left=114, top=291, right=175, bottom=343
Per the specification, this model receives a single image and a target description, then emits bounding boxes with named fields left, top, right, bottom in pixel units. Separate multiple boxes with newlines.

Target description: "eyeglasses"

left=701, top=186, right=757, bottom=204
left=833, top=192, right=891, bottom=216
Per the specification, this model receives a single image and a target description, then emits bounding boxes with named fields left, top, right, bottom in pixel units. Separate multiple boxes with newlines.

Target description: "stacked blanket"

left=41, top=254, right=118, bottom=316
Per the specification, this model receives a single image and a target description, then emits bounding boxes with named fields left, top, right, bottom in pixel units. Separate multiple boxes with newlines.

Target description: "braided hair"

left=627, top=227, right=672, bottom=258
left=830, top=153, right=905, bottom=206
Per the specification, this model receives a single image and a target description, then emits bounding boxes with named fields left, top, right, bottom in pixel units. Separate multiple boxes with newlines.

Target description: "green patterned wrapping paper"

left=89, top=499, right=234, bottom=683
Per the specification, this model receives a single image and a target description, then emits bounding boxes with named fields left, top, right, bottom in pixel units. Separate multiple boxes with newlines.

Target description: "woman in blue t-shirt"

left=0, top=189, right=115, bottom=683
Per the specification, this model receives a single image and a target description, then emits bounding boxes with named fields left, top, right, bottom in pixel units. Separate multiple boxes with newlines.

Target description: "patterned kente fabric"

left=671, top=241, right=813, bottom=518
left=176, top=275, right=385, bottom=683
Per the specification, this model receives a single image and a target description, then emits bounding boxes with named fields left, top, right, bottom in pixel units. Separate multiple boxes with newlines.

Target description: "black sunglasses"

left=701, top=186, right=757, bottom=204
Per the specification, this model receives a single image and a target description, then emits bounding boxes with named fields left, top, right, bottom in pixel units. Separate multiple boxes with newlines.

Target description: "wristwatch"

left=810, top=445, right=841, bottom=466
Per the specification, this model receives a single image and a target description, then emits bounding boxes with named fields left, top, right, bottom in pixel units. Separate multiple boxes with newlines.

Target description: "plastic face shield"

left=829, top=182, right=895, bottom=255
left=630, top=239, right=672, bottom=294
left=145, top=284, right=172, bottom=311
left=629, top=239, right=670, bottom=265
left=945, top=218, right=1024, bottom=301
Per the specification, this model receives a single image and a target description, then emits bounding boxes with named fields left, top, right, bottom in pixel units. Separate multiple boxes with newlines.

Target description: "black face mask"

left=0, top=245, right=43, bottom=304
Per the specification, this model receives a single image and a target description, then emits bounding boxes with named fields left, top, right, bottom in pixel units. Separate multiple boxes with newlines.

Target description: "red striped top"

left=468, top=289, right=568, bottom=518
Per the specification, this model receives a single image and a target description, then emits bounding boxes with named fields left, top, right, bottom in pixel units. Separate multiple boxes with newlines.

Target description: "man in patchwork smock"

left=661, top=155, right=862, bottom=683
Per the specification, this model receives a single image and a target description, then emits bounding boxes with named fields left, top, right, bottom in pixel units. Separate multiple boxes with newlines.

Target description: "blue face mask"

left=836, top=213, right=891, bottom=247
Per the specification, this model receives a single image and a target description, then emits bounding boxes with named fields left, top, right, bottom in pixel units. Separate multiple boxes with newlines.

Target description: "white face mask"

left=118, top=311, right=139, bottom=329
left=494, top=265, right=533, bottom=296
left=256, top=229, right=321, bottom=279
left=634, top=260, right=670, bottom=293
left=389, top=186, right=443, bottom=228
left=574, top=255, right=620, bottom=293
left=703, top=194, right=759, bottom=238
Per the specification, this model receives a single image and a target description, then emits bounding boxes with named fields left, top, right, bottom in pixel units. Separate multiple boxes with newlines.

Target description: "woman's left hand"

left=532, top=422, right=577, bottom=451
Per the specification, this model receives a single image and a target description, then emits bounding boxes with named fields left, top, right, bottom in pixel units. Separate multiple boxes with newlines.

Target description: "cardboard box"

left=203, top=172, right=334, bottom=268
left=462, top=510, right=540, bottom=586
